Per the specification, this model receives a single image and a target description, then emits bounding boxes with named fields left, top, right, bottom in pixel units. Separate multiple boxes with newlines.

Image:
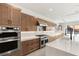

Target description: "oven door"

left=41, top=40, right=45, bottom=48
left=0, top=32, right=18, bottom=38
left=0, top=40, right=19, bottom=54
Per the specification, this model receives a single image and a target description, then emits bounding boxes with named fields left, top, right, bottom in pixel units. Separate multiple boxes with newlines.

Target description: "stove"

left=36, top=34, right=48, bottom=48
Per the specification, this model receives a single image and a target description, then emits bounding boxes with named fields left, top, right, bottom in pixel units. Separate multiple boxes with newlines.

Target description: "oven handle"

left=0, top=39, right=19, bottom=43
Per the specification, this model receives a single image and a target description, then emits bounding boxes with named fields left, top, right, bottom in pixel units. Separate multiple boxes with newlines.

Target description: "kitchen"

left=0, top=3, right=79, bottom=56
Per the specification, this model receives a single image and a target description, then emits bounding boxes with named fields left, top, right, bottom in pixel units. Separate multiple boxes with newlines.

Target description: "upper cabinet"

left=21, top=13, right=29, bottom=31
left=21, top=13, right=39, bottom=31
left=11, top=6, right=21, bottom=26
left=0, top=4, right=11, bottom=26
left=0, top=3, right=21, bottom=27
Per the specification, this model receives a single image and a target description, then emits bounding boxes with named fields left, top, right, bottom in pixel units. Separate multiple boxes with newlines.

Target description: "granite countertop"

left=46, top=38, right=79, bottom=56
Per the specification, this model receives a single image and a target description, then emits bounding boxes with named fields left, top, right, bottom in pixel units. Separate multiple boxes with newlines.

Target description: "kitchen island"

left=21, top=31, right=64, bottom=42
left=45, top=38, right=79, bottom=56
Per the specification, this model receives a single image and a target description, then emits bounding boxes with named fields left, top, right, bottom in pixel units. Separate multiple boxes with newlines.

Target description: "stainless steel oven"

left=36, top=35, right=48, bottom=48
left=0, top=26, right=20, bottom=55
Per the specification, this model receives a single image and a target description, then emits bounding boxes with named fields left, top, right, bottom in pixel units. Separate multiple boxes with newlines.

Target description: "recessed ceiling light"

left=49, top=8, right=53, bottom=11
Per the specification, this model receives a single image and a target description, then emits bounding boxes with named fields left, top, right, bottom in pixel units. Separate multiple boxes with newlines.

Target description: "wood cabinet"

left=21, top=39, right=40, bottom=55
left=0, top=3, right=21, bottom=27
left=48, top=33, right=64, bottom=42
left=21, top=13, right=39, bottom=31
left=10, top=6, right=21, bottom=26
left=21, top=13, right=29, bottom=31
left=21, top=40, right=30, bottom=55
left=0, top=4, right=11, bottom=26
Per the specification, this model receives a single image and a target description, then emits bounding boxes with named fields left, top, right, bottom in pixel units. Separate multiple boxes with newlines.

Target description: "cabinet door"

left=0, top=4, right=11, bottom=26
left=0, top=4, right=21, bottom=26
left=31, top=16, right=37, bottom=26
left=21, top=13, right=38, bottom=31
left=21, top=13, right=30, bottom=31
left=21, top=39, right=40, bottom=55
left=29, top=39, right=40, bottom=51
left=11, top=7, right=21, bottom=26
left=32, top=39, right=40, bottom=50
left=21, top=41, right=30, bottom=55
left=30, top=16, right=37, bottom=31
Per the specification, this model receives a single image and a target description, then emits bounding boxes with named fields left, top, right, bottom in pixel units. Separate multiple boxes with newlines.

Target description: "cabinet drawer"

left=21, top=41, right=30, bottom=55
left=21, top=39, right=40, bottom=55
left=32, top=39, right=39, bottom=43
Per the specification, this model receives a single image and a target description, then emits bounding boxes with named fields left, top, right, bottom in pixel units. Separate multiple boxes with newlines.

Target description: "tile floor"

left=27, top=47, right=46, bottom=56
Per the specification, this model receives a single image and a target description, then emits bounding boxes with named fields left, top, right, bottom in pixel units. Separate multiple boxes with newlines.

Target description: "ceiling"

left=12, top=3, right=79, bottom=24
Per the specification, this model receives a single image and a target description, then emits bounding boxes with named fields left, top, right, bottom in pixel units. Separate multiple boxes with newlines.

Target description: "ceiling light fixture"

left=49, top=8, right=53, bottom=11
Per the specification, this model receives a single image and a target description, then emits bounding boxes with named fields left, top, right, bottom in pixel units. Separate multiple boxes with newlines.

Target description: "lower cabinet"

left=21, top=39, right=40, bottom=55
left=48, top=33, right=64, bottom=42
left=6, top=38, right=40, bottom=56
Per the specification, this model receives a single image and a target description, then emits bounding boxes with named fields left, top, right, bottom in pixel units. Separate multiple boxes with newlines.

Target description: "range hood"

left=40, top=24, right=48, bottom=26
left=37, top=18, right=56, bottom=26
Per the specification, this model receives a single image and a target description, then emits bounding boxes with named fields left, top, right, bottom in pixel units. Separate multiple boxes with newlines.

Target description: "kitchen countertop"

left=21, top=36, right=39, bottom=41
left=21, top=31, right=63, bottom=41
left=46, top=38, right=79, bottom=56
left=45, top=31, right=63, bottom=36
left=21, top=31, right=63, bottom=36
